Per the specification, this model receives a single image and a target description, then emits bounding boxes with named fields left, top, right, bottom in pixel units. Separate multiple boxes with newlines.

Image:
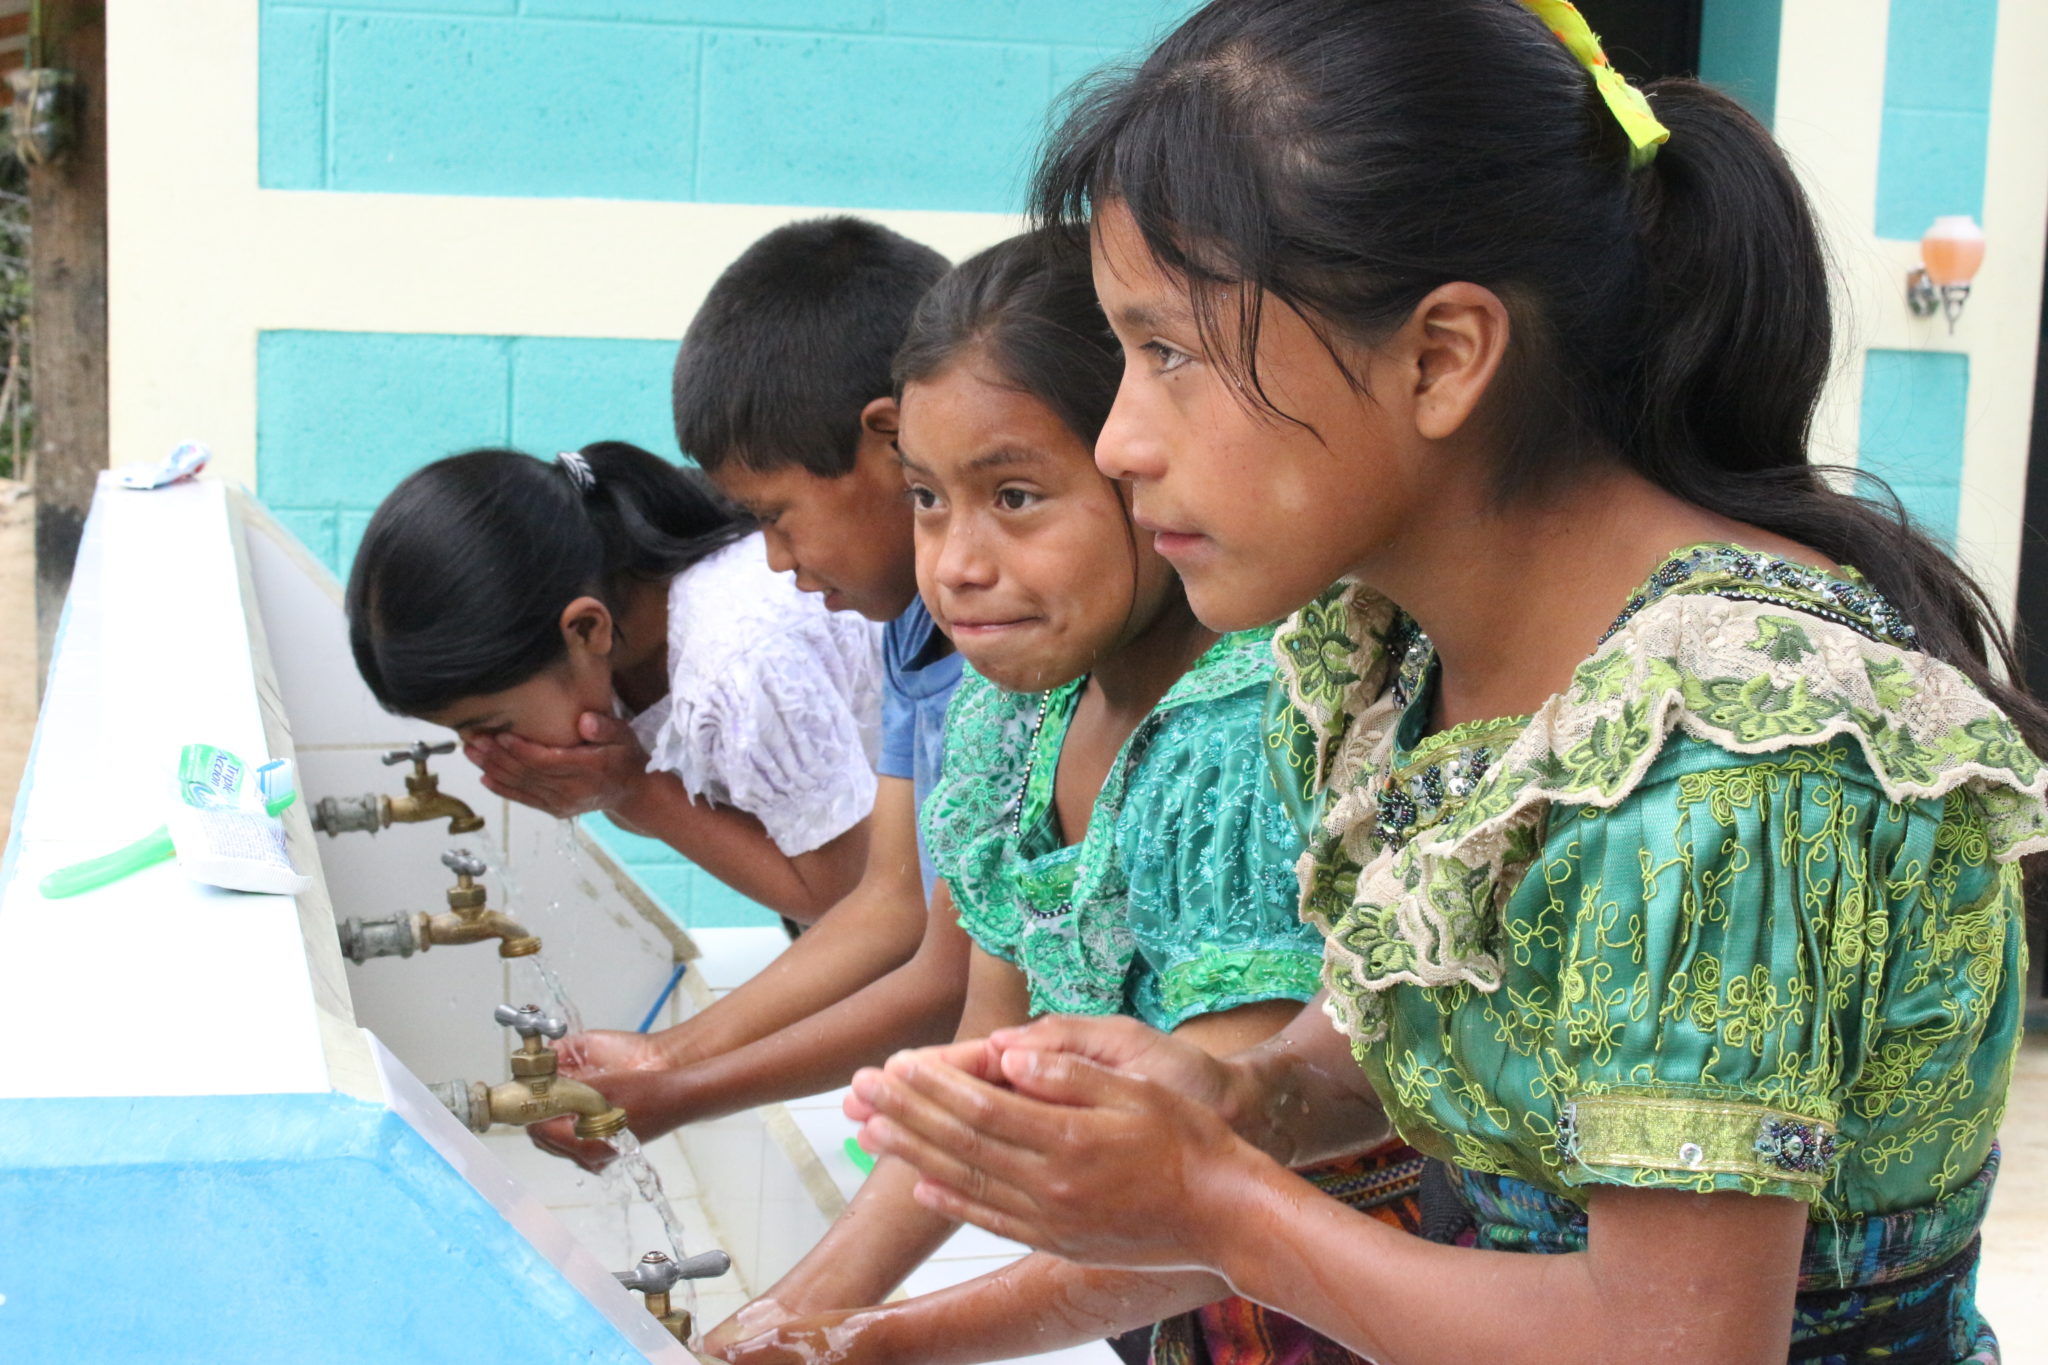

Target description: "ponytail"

left=1624, top=79, right=2048, bottom=757
left=347, top=443, right=749, bottom=715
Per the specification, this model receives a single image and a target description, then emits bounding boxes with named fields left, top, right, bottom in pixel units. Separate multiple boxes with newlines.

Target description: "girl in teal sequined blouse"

left=711, top=231, right=1383, bottom=1365
left=843, top=5, right=2048, bottom=1365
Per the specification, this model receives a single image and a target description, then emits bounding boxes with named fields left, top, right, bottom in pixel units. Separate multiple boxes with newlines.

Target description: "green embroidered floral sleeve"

left=1119, top=684, right=1325, bottom=1031
left=1369, top=734, right=2023, bottom=1215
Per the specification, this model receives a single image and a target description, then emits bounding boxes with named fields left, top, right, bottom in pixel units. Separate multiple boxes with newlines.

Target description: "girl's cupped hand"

left=846, top=1016, right=1264, bottom=1271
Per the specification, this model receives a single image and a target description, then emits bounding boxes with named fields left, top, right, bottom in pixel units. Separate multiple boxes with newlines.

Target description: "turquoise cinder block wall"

left=258, top=0, right=1199, bottom=210
left=1853, top=0, right=1999, bottom=545
left=255, top=0, right=1201, bottom=927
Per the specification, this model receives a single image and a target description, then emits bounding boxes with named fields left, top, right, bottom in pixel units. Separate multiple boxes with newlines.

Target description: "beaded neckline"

left=1597, top=543, right=1916, bottom=649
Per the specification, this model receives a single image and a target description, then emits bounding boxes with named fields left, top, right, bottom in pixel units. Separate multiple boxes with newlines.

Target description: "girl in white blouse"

left=347, top=441, right=882, bottom=921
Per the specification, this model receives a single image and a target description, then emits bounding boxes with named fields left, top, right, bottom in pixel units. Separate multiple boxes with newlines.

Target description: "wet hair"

left=1035, top=0, right=2048, bottom=754
left=348, top=442, right=750, bottom=716
left=674, top=216, right=951, bottom=477
left=891, top=226, right=1122, bottom=445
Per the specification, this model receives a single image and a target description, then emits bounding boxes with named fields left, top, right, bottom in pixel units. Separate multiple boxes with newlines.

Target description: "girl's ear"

left=559, top=596, right=617, bottom=660
left=1403, top=282, right=1512, bottom=442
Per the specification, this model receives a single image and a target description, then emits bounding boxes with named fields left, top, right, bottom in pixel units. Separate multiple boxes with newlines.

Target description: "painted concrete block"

left=1859, top=348, right=1969, bottom=542
left=1877, top=107, right=1992, bottom=242
left=1053, top=44, right=1125, bottom=100
left=267, top=506, right=338, bottom=570
left=527, top=0, right=884, bottom=29
left=326, top=14, right=698, bottom=199
left=697, top=31, right=1049, bottom=212
left=1698, top=0, right=1781, bottom=128
left=883, top=0, right=1194, bottom=46
left=336, top=509, right=375, bottom=579
left=274, top=0, right=518, bottom=10
left=1875, top=0, right=1998, bottom=239
left=257, top=331, right=511, bottom=509
left=1882, top=0, right=1998, bottom=114
left=257, top=7, right=327, bottom=189
left=582, top=813, right=781, bottom=929
left=510, top=337, right=681, bottom=459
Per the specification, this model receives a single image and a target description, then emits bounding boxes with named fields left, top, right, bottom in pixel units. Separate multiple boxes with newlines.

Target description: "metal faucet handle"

left=382, top=740, right=456, bottom=767
left=615, top=1250, right=731, bottom=1293
left=440, top=848, right=488, bottom=878
left=493, top=1003, right=567, bottom=1040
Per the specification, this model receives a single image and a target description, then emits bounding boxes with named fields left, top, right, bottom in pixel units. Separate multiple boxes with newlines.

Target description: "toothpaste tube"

left=39, top=743, right=310, bottom=899
left=115, top=440, right=210, bottom=490
left=165, top=744, right=312, bottom=895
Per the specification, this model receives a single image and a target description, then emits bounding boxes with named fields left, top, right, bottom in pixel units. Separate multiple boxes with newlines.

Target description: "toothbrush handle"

left=38, top=826, right=177, bottom=899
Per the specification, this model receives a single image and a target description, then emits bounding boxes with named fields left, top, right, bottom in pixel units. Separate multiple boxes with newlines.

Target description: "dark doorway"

left=1577, top=0, right=1704, bottom=82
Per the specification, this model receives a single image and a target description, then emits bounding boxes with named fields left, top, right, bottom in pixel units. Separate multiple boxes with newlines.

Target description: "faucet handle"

left=441, top=848, right=488, bottom=879
left=382, top=739, right=456, bottom=768
left=493, top=1002, right=567, bottom=1041
left=615, top=1249, right=731, bottom=1293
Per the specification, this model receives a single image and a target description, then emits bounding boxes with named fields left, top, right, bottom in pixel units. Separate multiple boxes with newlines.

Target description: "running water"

left=607, top=1130, right=703, bottom=1335
left=478, top=822, right=713, bottom=1331
left=512, top=954, right=585, bottom=1035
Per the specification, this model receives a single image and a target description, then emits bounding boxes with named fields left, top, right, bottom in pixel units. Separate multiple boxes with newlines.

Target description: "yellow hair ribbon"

left=1518, top=0, right=1671, bottom=168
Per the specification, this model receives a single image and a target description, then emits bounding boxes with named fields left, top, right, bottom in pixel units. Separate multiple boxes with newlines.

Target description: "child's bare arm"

left=649, top=777, right=928, bottom=1062
left=701, top=948, right=1033, bottom=1357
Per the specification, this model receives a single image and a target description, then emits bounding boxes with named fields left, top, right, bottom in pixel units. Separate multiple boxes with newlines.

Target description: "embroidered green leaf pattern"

left=1751, top=614, right=1817, bottom=663
left=1272, top=546, right=2047, bottom=1217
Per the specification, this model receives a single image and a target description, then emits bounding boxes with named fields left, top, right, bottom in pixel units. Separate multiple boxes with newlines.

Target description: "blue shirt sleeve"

left=877, top=607, right=920, bottom=782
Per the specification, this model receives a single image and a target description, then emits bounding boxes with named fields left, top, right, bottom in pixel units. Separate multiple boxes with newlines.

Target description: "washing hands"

left=526, top=1028, right=674, bottom=1172
left=465, top=712, right=654, bottom=821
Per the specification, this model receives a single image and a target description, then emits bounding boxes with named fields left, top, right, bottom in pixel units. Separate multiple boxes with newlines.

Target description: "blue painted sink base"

left=0, top=1093, right=648, bottom=1363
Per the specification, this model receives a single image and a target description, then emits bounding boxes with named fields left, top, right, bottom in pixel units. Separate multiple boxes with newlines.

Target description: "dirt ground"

left=0, top=480, right=34, bottom=848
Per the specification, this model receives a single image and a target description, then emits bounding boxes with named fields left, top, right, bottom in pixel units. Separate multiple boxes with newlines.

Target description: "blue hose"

left=637, top=961, right=689, bottom=1033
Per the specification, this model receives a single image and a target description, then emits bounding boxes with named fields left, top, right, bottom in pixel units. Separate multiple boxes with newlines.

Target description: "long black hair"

left=1035, top=0, right=2048, bottom=753
left=891, top=227, right=1122, bottom=446
left=347, top=441, right=751, bottom=715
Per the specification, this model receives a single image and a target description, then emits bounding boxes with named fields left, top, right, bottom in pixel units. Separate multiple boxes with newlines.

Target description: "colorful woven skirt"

left=1147, top=1141, right=1426, bottom=1365
left=1437, top=1147, right=2003, bottom=1364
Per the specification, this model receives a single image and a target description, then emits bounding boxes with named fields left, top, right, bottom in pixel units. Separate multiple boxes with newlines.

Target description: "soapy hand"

left=704, top=1297, right=803, bottom=1361
left=466, top=712, right=650, bottom=819
left=851, top=1029, right=1258, bottom=1271
left=716, top=1306, right=893, bottom=1365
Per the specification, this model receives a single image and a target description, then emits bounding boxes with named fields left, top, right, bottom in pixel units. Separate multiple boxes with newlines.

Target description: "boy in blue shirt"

left=529, top=217, right=974, bottom=1159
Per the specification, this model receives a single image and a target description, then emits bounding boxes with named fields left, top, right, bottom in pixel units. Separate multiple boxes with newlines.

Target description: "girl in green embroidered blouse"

left=844, top=4, right=2048, bottom=1364
left=707, top=232, right=1340, bottom=1365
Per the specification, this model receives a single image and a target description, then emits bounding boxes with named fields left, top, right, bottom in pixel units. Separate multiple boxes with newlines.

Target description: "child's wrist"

left=1193, top=1141, right=1293, bottom=1295
left=607, top=767, right=663, bottom=825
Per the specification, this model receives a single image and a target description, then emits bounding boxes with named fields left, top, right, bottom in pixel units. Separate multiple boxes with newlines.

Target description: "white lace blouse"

left=627, top=533, right=883, bottom=857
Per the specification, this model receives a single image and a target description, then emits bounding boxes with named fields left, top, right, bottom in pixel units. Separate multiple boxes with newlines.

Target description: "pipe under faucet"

left=312, top=740, right=484, bottom=837
left=338, top=849, right=539, bottom=964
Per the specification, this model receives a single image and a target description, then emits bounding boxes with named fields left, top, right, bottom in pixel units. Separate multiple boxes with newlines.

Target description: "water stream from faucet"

left=606, top=1130, right=702, bottom=1339
left=481, top=821, right=710, bottom=1337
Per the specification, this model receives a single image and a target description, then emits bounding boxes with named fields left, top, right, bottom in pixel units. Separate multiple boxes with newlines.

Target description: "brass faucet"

left=430, top=1004, right=630, bottom=1141
left=336, top=849, right=540, bottom=963
left=311, top=740, right=484, bottom=838
left=615, top=1249, right=732, bottom=1344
